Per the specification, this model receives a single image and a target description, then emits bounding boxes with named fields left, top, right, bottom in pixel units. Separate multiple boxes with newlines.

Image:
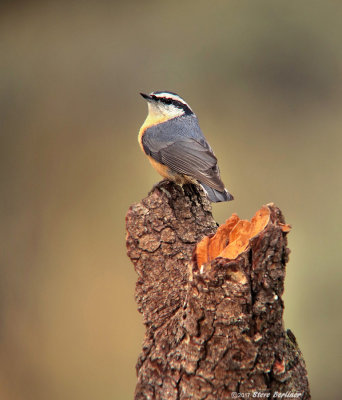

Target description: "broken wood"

left=126, top=181, right=310, bottom=400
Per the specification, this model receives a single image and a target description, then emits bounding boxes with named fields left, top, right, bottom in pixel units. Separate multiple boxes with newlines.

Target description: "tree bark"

left=126, top=181, right=310, bottom=400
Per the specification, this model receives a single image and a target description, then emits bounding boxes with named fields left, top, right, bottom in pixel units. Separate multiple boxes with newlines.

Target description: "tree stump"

left=126, top=181, right=310, bottom=400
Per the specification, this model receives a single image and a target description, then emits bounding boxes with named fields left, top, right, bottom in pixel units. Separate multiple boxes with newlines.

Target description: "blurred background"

left=1, top=1, right=341, bottom=399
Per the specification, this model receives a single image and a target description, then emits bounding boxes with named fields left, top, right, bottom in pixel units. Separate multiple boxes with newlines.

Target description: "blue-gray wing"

left=142, top=115, right=225, bottom=192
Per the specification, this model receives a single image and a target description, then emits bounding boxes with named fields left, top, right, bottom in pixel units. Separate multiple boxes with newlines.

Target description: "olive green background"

left=1, top=1, right=341, bottom=399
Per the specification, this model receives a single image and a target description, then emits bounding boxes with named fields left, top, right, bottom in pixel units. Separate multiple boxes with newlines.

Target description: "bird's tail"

left=200, top=183, right=234, bottom=203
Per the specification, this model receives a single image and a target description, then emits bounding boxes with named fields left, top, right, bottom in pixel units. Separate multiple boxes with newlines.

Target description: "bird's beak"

left=140, top=92, right=152, bottom=101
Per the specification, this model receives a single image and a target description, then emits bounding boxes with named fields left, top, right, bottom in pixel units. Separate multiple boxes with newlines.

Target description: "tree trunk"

left=126, top=181, right=310, bottom=400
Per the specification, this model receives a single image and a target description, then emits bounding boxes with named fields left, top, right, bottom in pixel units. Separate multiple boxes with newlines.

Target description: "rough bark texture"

left=126, top=181, right=310, bottom=400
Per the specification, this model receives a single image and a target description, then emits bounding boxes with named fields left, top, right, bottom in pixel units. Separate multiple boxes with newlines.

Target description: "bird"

left=138, top=90, right=233, bottom=203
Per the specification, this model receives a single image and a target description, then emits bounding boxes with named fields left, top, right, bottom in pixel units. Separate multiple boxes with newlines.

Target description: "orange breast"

left=147, top=156, right=173, bottom=179
left=138, top=114, right=170, bottom=152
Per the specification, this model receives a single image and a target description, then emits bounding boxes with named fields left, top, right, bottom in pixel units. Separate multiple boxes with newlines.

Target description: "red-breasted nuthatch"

left=138, top=91, right=233, bottom=203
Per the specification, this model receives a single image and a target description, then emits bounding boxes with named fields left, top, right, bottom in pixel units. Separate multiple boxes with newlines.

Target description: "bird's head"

left=140, top=91, right=193, bottom=124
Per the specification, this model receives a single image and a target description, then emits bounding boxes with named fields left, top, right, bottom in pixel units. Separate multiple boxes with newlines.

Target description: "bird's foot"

left=183, top=183, right=199, bottom=198
left=149, top=179, right=172, bottom=198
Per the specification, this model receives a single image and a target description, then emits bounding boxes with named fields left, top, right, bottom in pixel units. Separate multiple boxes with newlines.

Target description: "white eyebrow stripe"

left=150, top=92, right=191, bottom=109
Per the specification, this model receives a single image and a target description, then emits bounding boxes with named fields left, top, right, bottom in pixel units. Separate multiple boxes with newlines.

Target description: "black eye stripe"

left=151, top=95, right=193, bottom=115
left=159, top=97, right=185, bottom=107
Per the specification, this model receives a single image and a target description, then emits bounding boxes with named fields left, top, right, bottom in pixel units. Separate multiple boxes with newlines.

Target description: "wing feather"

left=142, top=116, right=225, bottom=192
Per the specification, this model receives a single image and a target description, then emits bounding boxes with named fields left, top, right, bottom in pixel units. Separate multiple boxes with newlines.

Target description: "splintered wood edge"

left=195, top=204, right=290, bottom=268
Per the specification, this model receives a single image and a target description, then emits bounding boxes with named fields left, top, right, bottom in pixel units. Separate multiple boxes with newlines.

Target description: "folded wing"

left=142, top=116, right=226, bottom=192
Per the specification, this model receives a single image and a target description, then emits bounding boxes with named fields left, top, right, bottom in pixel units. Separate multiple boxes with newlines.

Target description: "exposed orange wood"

left=196, top=205, right=274, bottom=267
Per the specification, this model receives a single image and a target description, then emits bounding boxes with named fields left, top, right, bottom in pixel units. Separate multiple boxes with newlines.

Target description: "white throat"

left=147, top=102, right=185, bottom=120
